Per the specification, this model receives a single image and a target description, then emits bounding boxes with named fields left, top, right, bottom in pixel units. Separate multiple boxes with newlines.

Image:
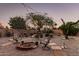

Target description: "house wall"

left=0, top=29, right=6, bottom=37
left=53, top=29, right=63, bottom=36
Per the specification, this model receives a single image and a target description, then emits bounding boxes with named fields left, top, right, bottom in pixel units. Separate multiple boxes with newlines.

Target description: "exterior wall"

left=11, top=29, right=27, bottom=37
left=0, top=28, right=65, bottom=37
left=53, top=29, right=63, bottom=36
left=0, top=29, right=6, bottom=37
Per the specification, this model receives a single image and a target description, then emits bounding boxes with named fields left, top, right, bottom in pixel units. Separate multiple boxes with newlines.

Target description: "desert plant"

left=27, top=13, right=55, bottom=48
left=59, top=19, right=79, bottom=39
left=8, top=16, right=27, bottom=38
left=9, top=16, right=26, bottom=29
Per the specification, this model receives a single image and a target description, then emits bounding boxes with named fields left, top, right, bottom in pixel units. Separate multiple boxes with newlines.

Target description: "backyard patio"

left=0, top=36, right=79, bottom=56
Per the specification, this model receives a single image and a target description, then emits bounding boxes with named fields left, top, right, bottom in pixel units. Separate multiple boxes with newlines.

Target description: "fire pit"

left=16, top=42, right=38, bottom=50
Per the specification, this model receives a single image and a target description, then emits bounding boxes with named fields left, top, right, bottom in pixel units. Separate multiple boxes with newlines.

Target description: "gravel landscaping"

left=0, top=36, right=79, bottom=56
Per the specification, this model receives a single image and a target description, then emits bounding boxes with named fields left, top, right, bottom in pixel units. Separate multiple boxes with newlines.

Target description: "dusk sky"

left=0, top=3, right=79, bottom=27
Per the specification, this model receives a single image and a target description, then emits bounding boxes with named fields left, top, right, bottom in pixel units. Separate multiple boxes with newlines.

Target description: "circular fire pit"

left=16, top=42, right=37, bottom=50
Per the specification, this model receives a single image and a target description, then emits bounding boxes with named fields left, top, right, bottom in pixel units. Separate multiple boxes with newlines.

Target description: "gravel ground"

left=0, top=36, right=79, bottom=56
left=0, top=37, right=53, bottom=56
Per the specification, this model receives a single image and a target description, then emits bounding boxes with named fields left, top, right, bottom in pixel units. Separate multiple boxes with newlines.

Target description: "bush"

left=5, top=31, right=13, bottom=37
left=24, top=33, right=28, bottom=37
left=59, top=22, right=79, bottom=36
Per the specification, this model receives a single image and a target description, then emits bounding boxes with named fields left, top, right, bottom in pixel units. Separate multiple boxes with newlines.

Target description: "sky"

left=0, top=3, right=79, bottom=27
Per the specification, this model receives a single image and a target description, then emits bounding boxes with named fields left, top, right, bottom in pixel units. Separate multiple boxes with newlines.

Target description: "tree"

left=8, top=16, right=26, bottom=42
left=59, top=19, right=79, bottom=39
left=28, top=13, right=55, bottom=31
left=8, top=16, right=26, bottom=29
left=27, top=13, right=55, bottom=48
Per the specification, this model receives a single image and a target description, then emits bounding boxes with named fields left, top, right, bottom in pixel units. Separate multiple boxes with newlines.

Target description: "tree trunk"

left=42, top=37, right=51, bottom=49
left=65, top=35, right=69, bottom=39
left=35, top=27, right=41, bottom=46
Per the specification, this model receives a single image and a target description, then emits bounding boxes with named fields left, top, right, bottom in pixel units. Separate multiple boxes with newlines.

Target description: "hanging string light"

left=21, top=3, right=47, bottom=16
